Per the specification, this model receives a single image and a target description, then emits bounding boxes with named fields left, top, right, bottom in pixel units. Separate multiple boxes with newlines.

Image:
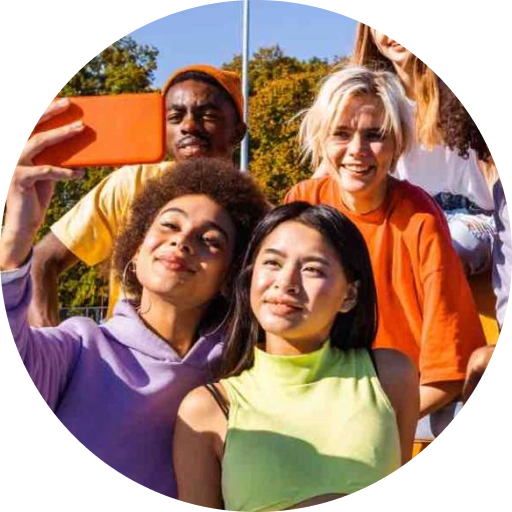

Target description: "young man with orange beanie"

left=29, top=65, right=246, bottom=326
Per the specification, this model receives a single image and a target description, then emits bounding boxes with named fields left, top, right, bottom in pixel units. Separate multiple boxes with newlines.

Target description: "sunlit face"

left=134, top=194, right=236, bottom=310
left=370, top=29, right=412, bottom=70
left=325, top=94, right=396, bottom=213
left=250, top=221, right=357, bottom=350
left=165, top=79, right=244, bottom=161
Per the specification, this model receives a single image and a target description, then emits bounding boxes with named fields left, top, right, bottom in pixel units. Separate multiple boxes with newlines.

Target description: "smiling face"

left=249, top=220, right=358, bottom=351
left=134, top=194, right=236, bottom=311
left=165, top=79, right=244, bottom=161
left=325, top=94, right=396, bottom=213
left=370, top=29, right=412, bottom=70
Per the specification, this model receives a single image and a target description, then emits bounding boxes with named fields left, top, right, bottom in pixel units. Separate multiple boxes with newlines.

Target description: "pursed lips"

left=156, top=254, right=196, bottom=273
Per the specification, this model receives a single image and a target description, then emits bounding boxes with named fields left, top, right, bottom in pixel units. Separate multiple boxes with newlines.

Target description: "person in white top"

left=313, top=23, right=495, bottom=275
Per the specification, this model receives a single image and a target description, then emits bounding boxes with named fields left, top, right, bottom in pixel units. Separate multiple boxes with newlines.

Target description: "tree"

left=248, top=69, right=328, bottom=203
left=45, top=42, right=348, bottom=312
left=61, top=37, right=158, bottom=96
left=223, top=45, right=347, bottom=203
left=40, top=36, right=159, bottom=311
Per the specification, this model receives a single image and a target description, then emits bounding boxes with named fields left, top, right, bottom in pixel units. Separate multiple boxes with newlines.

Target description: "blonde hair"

left=352, top=22, right=443, bottom=148
left=299, top=66, right=412, bottom=171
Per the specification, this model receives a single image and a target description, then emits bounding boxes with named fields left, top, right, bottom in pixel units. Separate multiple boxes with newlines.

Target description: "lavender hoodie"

left=3, top=269, right=224, bottom=497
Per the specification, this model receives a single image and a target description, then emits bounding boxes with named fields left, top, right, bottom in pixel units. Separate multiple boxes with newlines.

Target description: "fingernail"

left=70, top=120, right=84, bottom=129
left=54, top=97, right=69, bottom=107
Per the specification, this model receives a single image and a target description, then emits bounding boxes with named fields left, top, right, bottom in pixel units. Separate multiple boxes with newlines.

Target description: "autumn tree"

left=223, top=45, right=347, bottom=203
left=40, top=36, right=158, bottom=314
left=44, top=42, right=346, bottom=315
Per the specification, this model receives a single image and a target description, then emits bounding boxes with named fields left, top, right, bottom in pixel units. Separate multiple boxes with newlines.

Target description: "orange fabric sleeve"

left=415, top=215, right=486, bottom=385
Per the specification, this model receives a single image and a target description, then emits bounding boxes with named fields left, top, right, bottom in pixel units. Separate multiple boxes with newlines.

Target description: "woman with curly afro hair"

left=0, top=104, right=269, bottom=498
left=328, top=22, right=497, bottom=276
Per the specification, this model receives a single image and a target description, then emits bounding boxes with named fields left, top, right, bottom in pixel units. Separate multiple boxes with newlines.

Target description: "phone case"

left=33, top=93, right=166, bottom=167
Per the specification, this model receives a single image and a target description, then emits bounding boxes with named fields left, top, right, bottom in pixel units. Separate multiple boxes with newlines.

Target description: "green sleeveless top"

left=220, top=341, right=401, bottom=512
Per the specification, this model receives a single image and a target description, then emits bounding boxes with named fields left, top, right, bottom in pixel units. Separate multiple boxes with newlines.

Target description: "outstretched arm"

left=1, top=99, right=85, bottom=407
left=0, top=99, right=84, bottom=271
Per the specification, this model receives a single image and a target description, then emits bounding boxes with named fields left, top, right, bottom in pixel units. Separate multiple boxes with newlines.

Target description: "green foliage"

left=46, top=41, right=349, bottom=310
left=61, top=37, right=158, bottom=96
left=223, top=45, right=347, bottom=203
left=42, top=36, right=158, bottom=309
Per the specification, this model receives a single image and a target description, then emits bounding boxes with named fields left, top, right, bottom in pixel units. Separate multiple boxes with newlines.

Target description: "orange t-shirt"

left=285, top=176, right=486, bottom=385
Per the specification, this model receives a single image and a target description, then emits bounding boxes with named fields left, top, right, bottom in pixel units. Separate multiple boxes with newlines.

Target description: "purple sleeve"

left=493, top=179, right=512, bottom=326
left=3, top=272, right=82, bottom=410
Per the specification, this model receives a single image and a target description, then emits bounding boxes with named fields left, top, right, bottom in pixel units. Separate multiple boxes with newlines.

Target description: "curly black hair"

left=112, top=157, right=270, bottom=303
left=437, top=81, right=491, bottom=162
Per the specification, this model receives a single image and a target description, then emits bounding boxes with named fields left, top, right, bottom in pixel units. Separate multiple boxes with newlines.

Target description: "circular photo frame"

left=0, top=1, right=504, bottom=510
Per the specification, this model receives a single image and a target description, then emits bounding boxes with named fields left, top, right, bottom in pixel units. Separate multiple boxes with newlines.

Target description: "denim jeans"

left=446, top=210, right=495, bottom=274
left=415, top=401, right=463, bottom=440
left=435, top=193, right=495, bottom=275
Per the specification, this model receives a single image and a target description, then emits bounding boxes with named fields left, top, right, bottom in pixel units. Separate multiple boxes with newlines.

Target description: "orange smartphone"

left=33, top=93, right=166, bottom=167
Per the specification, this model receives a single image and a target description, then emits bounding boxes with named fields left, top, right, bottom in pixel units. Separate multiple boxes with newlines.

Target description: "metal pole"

left=240, top=0, right=250, bottom=172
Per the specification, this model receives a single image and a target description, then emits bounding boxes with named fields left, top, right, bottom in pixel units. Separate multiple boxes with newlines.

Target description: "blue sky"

left=129, top=1, right=357, bottom=88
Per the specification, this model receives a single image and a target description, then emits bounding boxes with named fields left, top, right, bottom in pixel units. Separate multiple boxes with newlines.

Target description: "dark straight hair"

left=221, top=202, right=379, bottom=378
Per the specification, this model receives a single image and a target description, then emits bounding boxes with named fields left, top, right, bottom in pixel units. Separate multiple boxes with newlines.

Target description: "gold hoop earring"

left=121, top=260, right=136, bottom=299
left=136, top=298, right=152, bottom=316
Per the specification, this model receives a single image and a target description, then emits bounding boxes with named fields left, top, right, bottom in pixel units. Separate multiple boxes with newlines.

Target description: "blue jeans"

left=434, top=193, right=495, bottom=275
left=446, top=210, right=495, bottom=275
left=415, top=401, right=463, bottom=440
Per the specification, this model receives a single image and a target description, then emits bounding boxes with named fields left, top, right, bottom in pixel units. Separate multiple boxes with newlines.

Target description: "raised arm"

left=0, top=100, right=85, bottom=407
left=28, top=157, right=155, bottom=324
left=0, top=99, right=84, bottom=271
left=28, top=233, right=79, bottom=326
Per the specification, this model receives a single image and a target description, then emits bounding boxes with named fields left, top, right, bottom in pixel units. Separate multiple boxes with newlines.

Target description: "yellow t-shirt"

left=51, top=162, right=173, bottom=317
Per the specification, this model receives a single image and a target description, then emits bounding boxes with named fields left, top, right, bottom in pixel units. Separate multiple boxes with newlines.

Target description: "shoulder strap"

left=204, top=383, right=229, bottom=420
left=368, top=349, right=379, bottom=379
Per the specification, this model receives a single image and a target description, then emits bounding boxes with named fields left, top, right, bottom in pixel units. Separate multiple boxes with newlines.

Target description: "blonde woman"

left=317, top=24, right=496, bottom=276
left=289, top=66, right=486, bottom=416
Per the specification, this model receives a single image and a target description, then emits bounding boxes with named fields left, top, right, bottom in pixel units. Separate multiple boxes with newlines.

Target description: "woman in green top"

left=174, top=203, right=419, bottom=511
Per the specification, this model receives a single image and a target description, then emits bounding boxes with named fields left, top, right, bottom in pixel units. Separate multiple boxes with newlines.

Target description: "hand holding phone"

left=1, top=103, right=85, bottom=271
left=32, top=93, right=166, bottom=167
